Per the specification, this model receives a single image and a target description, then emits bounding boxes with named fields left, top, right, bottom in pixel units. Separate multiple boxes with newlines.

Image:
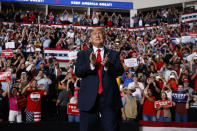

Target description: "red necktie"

left=97, top=49, right=103, bottom=94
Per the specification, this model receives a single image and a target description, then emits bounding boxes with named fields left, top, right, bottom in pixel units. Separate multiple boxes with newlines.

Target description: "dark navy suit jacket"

left=75, top=47, right=124, bottom=111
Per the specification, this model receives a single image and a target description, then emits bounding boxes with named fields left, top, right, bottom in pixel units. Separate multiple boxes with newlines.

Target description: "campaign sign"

left=68, top=51, right=78, bottom=60
left=181, top=36, right=191, bottom=43
left=0, top=72, right=12, bottom=82
left=189, top=32, right=197, bottom=38
left=1, top=50, right=13, bottom=57
left=67, top=103, right=80, bottom=115
left=124, top=58, right=138, bottom=67
left=156, top=36, right=165, bottom=42
left=154, top=100, right=172, bottom=108
left=172, top=90, right=188, bottom=102
left=5, top=42, right=15, bottom=49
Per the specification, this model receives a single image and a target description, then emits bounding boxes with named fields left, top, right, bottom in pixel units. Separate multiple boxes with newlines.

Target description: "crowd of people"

left=0, top=4, right=190, bottom=28
left=0, top=4, right=129, bottom=27
left=0, top=4, right=197, bottom=124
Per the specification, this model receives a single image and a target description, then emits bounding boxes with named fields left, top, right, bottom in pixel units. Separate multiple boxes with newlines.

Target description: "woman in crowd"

left=68, top=91, right=80, bottom=123
left=141, top=80, right=157, bottom=121
left=7, top=79, right=22, bottom=123
left=156, top=92, right=172, bottom=121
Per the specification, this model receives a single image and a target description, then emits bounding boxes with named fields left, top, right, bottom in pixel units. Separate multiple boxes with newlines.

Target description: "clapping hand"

left=101, top=54, right=109, bottom=67
left=90, top=52, right=96, bottom=65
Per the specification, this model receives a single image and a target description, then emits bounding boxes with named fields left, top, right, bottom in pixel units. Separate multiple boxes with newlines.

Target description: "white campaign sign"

left=68, top=51, right=78, bottom=60
left=124, top=58, right=138, bottom=67
left=5, top=42, right=15, bottom=49
left=181, top=36, right=191, bottom=43
left=186, top=52, right=197, bottom=61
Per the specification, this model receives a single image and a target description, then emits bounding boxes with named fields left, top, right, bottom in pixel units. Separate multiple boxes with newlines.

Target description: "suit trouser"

left=80, top=94, right=120, bottom=131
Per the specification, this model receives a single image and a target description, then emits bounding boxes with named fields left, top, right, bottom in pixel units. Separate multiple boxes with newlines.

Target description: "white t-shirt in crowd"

left=165, top=90, right=172, bottom=100
left=67, top=31, right=75, bottom=38
left=93, top=17, right=99, bottom=25
left=129, top=82, right=144, bottom=100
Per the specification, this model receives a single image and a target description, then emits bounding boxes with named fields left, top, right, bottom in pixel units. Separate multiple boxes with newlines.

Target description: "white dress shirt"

left=90, top=45, right=107, bottom=71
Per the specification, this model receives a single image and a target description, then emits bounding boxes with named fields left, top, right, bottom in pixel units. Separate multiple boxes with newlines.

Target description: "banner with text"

left=5, top=42, right=15, bottom=49
left=154, top=100, right=172, bottom=108
left=172, top=90, right=188, bottom=102
left=1, top=50, right=13, bottom=57
left=0, top=72, right=12, bottom=82
left=68, top=51, right=78, bottom=60
left=67, top=103, right=80, bottom=115
left=189, top=32, right=197, bottom=41
left=1, top=0, right=133, bottom=9
left=124, top=58, right=138, bottom=67
left=44, top=48, right=77, bottom=62
left=156, top=36, right=165, bottom=42
left=181, top=36, right=192, bottom=43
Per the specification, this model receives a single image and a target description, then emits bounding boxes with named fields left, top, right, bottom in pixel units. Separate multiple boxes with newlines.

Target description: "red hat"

left=183, top=79, right=189, bottom=82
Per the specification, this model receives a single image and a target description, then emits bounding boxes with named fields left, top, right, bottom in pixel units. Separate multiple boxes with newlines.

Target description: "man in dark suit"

left=75, top=27, right=124, bottom=131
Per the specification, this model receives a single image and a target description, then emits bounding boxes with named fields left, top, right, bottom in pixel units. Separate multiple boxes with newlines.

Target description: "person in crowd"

left=48, top=12, right=54, bottom=23
left=35, top=70, right=52, bottom=91
left=121, top=84, right=138, bottom=123
left=122, top=69, right=134, bottom=88
left=183, top=78, right=194, bottom=98
left=156, top=92, right=172, bottom=122
left=68, top=91, right=80, bottom=123
left=0, top=83, right=9, bottom=123
left=173, top=85, right=188, bottom=122
left=7, top=79, right=22, bottom=123
left=72, top=9, right=78, bottom=25
left=128, top=75, right=144, bottom=101
left=168, top=73, right=178, bottom=91
left=56, top=79, right=70, bottom=121
left=186, top=91, right=197, bottom=122
left=61, top=9, right=70, bottom=24
left=22, top=79, right=47, bottom=122
left=141, top=85, right=156, bottom=121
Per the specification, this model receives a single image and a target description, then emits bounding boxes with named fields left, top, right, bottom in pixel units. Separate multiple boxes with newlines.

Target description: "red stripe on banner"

left=184, top=20, right=197, bottom=23
left=34, top=120, right=40, bottom=122
left=34, top=117, right=40, bottom=119
left=57, top=60, right=70, bottom=62
left=139, top=121, right=197, bottom=128
left=182, top=12, right=197, bottom=15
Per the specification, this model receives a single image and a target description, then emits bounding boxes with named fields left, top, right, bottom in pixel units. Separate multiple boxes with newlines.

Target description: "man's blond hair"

left=90, top=27, right=105, bottom=36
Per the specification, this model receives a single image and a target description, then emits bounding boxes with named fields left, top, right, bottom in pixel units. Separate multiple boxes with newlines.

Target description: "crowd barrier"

left=1, top=121, right=197, bottom=131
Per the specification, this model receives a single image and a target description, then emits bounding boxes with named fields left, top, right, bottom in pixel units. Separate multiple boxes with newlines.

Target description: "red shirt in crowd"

left=143, top=96, right=156, bottom=115
left=29, top=13, right=36, bottom=23
left=26, top=89, right=45, bottom=112
left=107, top=19, right=113, bottom=26
left=168, top=80, right=178, bottom=90
left=155, top=61, right=164, bottom=70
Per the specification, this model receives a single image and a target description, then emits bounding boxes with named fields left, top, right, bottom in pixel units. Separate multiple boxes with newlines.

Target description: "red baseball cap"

left=183, top=79, right=189, bottom=82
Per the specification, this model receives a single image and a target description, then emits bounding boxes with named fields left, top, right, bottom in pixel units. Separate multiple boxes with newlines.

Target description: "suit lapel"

left=87, top=48, right=93, bottom=60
